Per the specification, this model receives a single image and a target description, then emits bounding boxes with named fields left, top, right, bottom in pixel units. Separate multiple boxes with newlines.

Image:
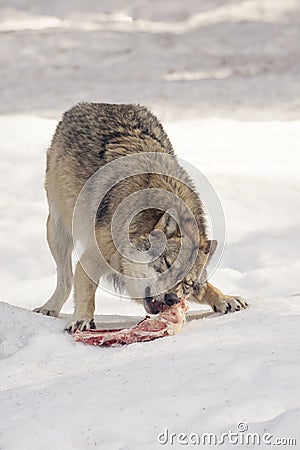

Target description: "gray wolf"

left=34, top=103, right=247, bottom=332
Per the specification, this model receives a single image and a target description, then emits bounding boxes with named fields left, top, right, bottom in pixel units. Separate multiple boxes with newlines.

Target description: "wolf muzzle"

left=143, top=288, right=179, bottom=314
left=164, top=292, right=179, bottom=306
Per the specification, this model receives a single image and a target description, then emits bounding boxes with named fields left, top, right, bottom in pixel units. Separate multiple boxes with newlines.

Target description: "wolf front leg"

left=198, top=283, right=248, bottom=314
left=65, top=249, right=107, bottom=333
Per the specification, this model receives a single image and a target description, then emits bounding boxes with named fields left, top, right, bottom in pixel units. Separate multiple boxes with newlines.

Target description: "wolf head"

left=122, top=210, right=217, bottom=313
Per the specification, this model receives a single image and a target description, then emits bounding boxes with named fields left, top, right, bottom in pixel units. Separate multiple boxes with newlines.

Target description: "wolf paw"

left=212, top=296, right=248, bottom=314
left=33, top=306, right=58, bottom=317
left=65, top=319, right=96, bottom=334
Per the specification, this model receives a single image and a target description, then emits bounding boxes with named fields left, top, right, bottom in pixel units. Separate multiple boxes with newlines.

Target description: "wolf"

left=34, top=103, right=247, bottom=332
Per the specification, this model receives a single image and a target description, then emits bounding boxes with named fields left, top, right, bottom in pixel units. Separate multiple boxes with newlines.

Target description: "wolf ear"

left=155, top=211, right=178, bottom=237
left=203, top=239, right=218, bottom=261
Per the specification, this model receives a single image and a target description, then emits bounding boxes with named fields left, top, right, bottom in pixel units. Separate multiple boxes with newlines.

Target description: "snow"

left=1, top=0, right=300, bottom=449
left=1, top=297, right=299, bottom=450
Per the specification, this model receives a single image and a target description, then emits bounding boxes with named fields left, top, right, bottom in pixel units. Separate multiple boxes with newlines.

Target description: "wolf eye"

left=182, top=281, right=193, bottom=294
left=164, top=257, right=172, bottom=269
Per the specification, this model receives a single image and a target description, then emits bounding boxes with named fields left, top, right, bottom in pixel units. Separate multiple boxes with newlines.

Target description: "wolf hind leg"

left=34, top=213, right=73, bottom=317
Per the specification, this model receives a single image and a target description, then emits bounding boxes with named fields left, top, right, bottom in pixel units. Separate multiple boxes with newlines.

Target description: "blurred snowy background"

left=1, top=0, right=300, bottom=120
left=1, top=2, right=300, bottom=449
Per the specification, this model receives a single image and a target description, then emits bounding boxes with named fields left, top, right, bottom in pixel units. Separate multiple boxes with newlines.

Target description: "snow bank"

left=1, top=296, right=299, bottom=450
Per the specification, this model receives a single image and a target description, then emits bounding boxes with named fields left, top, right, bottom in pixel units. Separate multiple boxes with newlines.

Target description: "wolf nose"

left=164, top=293, right=179, bottom=306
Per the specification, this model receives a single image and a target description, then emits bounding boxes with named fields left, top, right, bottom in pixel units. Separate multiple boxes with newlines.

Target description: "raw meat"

left=73, top=297, right=188, bottom=346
